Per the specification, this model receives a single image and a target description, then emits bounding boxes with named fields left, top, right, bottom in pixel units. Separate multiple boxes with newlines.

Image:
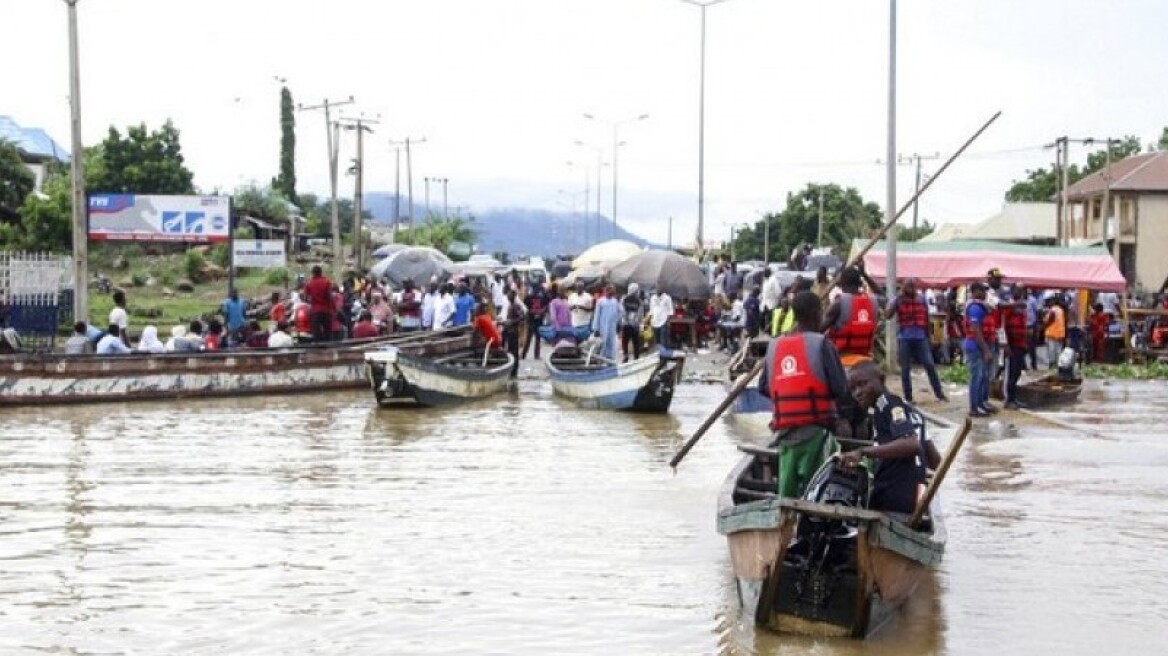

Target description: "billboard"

left=88, top=194, right=231, bottom=243
left=233, top=240, right=286, bottom=268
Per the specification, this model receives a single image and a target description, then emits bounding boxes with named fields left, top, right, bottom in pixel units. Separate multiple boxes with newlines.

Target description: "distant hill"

left=363, top=192, right=652, bottom=259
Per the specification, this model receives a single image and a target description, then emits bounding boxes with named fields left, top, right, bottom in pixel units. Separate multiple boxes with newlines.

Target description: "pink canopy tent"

left=851, top=240, right=1127, bottom=292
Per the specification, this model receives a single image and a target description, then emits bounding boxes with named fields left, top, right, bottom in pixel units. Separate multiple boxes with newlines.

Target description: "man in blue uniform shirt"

left=840, top=361, right=941, bottom=515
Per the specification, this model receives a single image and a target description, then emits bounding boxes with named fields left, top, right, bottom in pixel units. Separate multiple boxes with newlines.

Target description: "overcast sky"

left=5, top=0, right=1167, bottom=246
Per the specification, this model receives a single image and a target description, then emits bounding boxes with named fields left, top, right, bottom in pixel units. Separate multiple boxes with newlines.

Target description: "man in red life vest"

left=759, top=291, right=855, bottom=498
left=1001, top=284, right=1032, bottom=408
left=964, top=282, right=999, bottom=417
left=883, top=278, right=948, bottom=403
left=821, top=266, right=877, bottom=368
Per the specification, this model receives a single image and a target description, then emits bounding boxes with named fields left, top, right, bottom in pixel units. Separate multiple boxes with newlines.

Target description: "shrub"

left=130, top=272, right=147, bottom=287
left=263, top=267, right=291, bottom=286
left=183, top=249, right=206, bottom=282
left=209, top=243, right=230, bottom=268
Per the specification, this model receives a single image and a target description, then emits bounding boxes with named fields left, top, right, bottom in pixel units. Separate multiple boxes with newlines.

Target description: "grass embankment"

left=85, top=244, right=313, bottom=333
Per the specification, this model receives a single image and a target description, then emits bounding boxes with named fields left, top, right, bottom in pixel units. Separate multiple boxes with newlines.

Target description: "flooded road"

left=1, top=380, right=1166, bottom=654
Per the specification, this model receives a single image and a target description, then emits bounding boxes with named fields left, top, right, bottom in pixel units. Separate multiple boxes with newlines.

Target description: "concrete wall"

left=1137, top=195, right=1168, bottom=292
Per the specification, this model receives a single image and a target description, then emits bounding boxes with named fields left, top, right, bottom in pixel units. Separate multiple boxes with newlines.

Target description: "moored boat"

left=726, top=337, right=772, bottom=427
left=365, top=344, right=514, bottom=407
left=717, top=433, right=949, bottom=638
left=0, top=328, right=473, bottom=406
left=1016, top=374, right=1082, bottom=407
left=544, top=347, right=685, bottom=412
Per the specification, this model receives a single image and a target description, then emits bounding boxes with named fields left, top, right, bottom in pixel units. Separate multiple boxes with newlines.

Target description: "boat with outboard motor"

left=544, top=345, right=685, bottom=412
left=716, top=422, right=956, bottom=638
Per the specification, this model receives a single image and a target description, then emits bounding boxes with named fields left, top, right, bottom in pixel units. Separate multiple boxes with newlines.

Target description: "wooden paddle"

left=669, top=110, right=1002, bottom=471
left=481, top=343, right=492, bottom=368
left=909, top=416, right=972, bottom=528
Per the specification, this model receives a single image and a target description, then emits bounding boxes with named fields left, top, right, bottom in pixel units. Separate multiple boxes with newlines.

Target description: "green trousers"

left=775, top=426, right=839, bottom=498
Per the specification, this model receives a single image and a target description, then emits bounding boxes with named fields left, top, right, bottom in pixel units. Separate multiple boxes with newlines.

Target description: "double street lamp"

left=583, top=113, right=648, bottom=238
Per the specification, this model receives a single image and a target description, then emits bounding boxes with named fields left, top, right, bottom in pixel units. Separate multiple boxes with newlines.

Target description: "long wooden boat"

left=544, top=347, right=685, bottom=412
left=365, top=344, right=514, bottom=407
left=0, top=328, right=473, bottom=406
left=717, top=440, right=947, bottom=638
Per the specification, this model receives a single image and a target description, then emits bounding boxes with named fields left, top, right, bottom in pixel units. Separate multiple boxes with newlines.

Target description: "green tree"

left=1, top=165, right=72, bottom=252
left=0, top=139, right=35, bottom=213
left=732, top=183, right=883, bottom=264
left=273, top=86, right=297, bottom=203
left=86, top=120, right=195, bottom=194
left=401, top=213, right=477, bottom=258
left=1006, top=135, right=1145, bottom=202
left=232, top=183, right=291, bottom=222
left=897, top=219, right=936, bottom=243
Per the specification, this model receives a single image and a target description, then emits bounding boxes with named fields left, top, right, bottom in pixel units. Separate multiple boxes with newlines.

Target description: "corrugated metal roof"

left=1065, top=151, right=1168, bottom=199
left=0, top=115, right=71, bottom=162
left=965, top=202, right=1056, bottom=242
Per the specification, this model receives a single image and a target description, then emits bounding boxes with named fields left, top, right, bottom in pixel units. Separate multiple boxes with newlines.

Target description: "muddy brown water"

left=1, top=379, right=1165, bottom=654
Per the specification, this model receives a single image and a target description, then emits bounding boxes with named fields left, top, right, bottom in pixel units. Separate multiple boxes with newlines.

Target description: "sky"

left=4, top=0, right=1168, bottom=248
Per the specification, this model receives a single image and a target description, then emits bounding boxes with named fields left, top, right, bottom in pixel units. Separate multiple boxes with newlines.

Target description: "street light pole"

left=584, top=113, right=648, bottom=238
left=64, top=0, right=87, bottom=323
left=680, top=0, right=731, bottom=261
left=884, top=0, right=898, bottom=373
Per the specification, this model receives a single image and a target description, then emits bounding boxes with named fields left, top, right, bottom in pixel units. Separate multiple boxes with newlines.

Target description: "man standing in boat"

left=303, top=265, right=334, bottom=343
left=758, top=291, right=855, bottom=498
left=840, top=361, right=941, bottom=515
left=822, top=266, right=878, bottom=368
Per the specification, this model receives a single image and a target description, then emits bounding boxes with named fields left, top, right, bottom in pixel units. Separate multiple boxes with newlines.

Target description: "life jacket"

left=769, top=332, right=838, bottom=431
left=294, top=304, right=311, bottom=335
left=1045, top=305, right=1066, bottom=340
left=1003, top=304, right=1028, bottom=348
left=895, top=293, right=928, bottom=330
left=827, top=293, right=876, bottom=356
left=399, top=290, right=419, bottom=318
left=963, top=300, right=997, bottom=342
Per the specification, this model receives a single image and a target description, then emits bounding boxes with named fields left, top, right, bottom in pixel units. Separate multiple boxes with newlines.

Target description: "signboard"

left=88, top=194, right=231, bottom=243
left=233, top=240, right=286, bottom=268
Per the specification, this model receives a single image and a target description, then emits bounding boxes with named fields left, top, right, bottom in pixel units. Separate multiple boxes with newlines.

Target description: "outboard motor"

left=780, top=458, right=871, bottom=613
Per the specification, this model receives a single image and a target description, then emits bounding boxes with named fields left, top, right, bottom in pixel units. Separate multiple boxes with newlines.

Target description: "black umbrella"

left=608, top=250, right=710, bottom=300
left=368, top=247, right=452, bottom=286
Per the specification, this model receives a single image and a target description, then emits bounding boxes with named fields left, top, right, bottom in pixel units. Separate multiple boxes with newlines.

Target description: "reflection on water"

left=0, top=380, right=1166, bottom=654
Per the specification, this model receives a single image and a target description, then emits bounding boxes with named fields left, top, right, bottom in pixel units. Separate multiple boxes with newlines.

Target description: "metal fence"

left=0, top=252, right=73, bottom=352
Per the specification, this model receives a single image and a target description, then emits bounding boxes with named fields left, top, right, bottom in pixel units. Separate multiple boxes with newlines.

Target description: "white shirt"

left=496, top=296, right=511, bottom=321
left=761, top=276, right=782, bottom=312
left=491, top=279, right=507, bottom=309
left=650, top=293, right=673, bottom=328
left=421, top=291, right=438, bottom=329
left=724, top=299, right=744, bottom=324
left=434, top=293, right=456, bottom=329
left=109, top=306, right=128, bottom=332
left=268, top=330, right=294, bottom=348
left=568, top=291, right=594, bottom=328
left=96, top=334, right=130, bottom=355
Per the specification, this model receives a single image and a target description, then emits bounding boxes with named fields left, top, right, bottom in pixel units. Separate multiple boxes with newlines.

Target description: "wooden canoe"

left=717, top=438, right=948, bottom=638
left=1015, top=374, right=1082, bottom=407
left=0, top=328, right=473, bottom=406
left=726, top=337, right=772, bottom=427
left=365, top=344, right=514, bottom=407
left=544, top=348, right=685, bottom=412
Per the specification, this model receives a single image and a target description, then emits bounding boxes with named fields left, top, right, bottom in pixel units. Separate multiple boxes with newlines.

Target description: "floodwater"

left=1, top=378, right=1166, bottom=655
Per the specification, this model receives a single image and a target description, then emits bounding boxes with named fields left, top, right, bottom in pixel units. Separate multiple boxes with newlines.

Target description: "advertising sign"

left=233, top=240, right=286, bottom=269
left=88, top=194, right=231, bottom=243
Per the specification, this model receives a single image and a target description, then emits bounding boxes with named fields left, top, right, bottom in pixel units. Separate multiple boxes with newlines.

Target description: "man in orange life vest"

left=759, top=291, right=856, bottom=498
left=883, top=278, right=947, bottom=404
left=821, top=266, right=877, bottom=368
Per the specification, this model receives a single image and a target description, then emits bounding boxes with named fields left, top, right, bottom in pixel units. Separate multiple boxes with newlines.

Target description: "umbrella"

left=560, top=264, right=608, bottom=288
left=371, top=243, right=409, bottom=261
left=571, top=239, right=643, bottom=269
left=368, top=246, right=453, bottom=286
left=608, top=250, right=710, bottom=301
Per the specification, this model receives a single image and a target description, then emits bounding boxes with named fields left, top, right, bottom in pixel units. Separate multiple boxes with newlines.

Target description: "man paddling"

left=758, top=291, right=855, bottom=498
left=840, top=361, right=942, bottom=515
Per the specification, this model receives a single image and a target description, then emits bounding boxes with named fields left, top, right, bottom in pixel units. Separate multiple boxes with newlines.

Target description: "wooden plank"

left=778, top=498, right=886, bottom=523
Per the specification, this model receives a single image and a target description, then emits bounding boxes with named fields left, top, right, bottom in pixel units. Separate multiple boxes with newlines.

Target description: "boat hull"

left=717, top=445, right=946, bottom=638
left=366, top=347, right=514, bottom=407
left=545, top=350, right=685, bottom=412
left=0, top=332, right=471, bottom=406
left=1016, top=375, right=1082, bottom=407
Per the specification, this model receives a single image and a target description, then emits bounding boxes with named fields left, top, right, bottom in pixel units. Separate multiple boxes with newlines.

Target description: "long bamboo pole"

left=669, top=110, right=1002, bottom=470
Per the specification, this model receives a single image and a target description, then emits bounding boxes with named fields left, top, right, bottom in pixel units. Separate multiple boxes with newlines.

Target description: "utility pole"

left=65, top=0, right=87, bottom=322
left=297, top=95, right=354, bottom=280
left=897, top=152, right=940, bottom=232
left=668, top=216, right=673, bottom=250
left=338, top=116, right=377, bottom=271
left=389, top=137, right=426, bottom=239
left=424, top=177, right=432, bottom=219
left=885, top=0, right=898, bottom=375
left=439, top=178, right=449, bottom=218
left=392, top=146, right=401, bottom=243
